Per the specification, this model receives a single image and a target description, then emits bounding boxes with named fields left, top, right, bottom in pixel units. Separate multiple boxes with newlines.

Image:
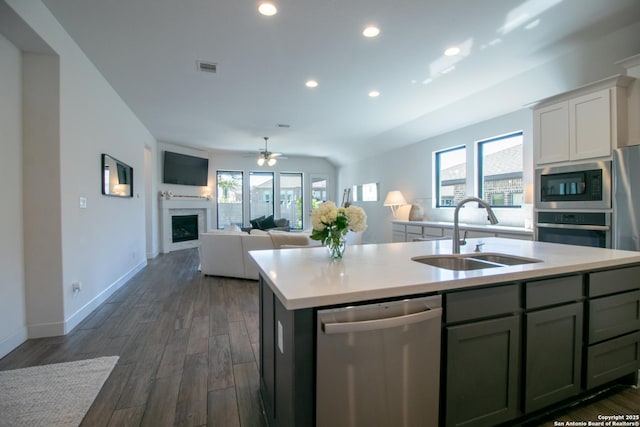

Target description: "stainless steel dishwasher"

left=316, top=295, right=442, bottom=427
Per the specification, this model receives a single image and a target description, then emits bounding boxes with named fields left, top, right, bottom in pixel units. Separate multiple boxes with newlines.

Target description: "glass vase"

left=326, top=236, right=347, bottom=260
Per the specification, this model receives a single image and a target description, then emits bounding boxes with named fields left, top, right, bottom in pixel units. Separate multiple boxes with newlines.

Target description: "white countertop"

left=393, top=220, right=533, bottom=236
left=249, top=238, right=640, bottom=310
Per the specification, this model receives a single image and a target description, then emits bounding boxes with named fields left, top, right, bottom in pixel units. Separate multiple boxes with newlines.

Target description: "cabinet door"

left=445, top=316, right=520, bottom=427
left=534, top=101, right=569, bottom=165
left=525, top=302, right=583, bottom=413
left=392, top=231, right=406, bottom=242
left=392, top=223, right=407, bottom=242
left=569, top=88, right=611, bottom=161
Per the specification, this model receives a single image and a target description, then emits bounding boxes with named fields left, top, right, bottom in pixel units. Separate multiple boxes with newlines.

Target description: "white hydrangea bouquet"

left=310, top=201, right=367, bottom=259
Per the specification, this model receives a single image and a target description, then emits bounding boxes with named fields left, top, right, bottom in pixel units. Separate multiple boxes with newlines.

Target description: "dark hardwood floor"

left=0, top=248, right=265, bottom=427
left=0, top=248, right=637, bottom=426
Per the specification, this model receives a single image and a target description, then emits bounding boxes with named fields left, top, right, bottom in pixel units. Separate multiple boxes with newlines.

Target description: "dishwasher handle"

left=322, top=306, right=442, bottom=335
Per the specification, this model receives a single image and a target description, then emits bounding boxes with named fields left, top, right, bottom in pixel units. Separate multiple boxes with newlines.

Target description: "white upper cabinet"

left=569, top=89, right=611, bottom=161
left=534, top=101, right=569, bottom=164
left=533, top=76, right=633, bottom=166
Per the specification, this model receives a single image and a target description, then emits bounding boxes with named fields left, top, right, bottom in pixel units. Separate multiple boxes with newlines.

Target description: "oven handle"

left=536, top=222, right=610, bottom=231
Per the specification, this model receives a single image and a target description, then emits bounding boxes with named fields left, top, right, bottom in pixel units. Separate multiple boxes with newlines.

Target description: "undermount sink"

left=412, top=253, right=542, bottom=271
left=412, top=255, right=500, bottom=271
left=470, top=253, right=541, bottom=266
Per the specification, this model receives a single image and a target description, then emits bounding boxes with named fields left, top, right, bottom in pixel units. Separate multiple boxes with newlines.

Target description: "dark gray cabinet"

left=524, top=276, right=584, bottom=413
left=445, top=316, right=521, bottom=427
left=525, top=302, right=583, bottom=412
left=444, top=285, right=521, bottom=427
left=259, top=278, right=314, bottom=427
left=585, top=267, right=640, bottom=390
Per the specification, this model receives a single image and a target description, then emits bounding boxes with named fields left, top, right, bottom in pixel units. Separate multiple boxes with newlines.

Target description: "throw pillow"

left=250, top=215, right=265, bottom=229
left=256, top=214, right=277, bottom=230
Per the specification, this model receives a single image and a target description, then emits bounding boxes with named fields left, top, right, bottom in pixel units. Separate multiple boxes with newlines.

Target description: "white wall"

left=0, top=34, right=27, bottom=357
left=157, top=141, right=337, bottom=230
left=4, top=0, right=157, bottom=344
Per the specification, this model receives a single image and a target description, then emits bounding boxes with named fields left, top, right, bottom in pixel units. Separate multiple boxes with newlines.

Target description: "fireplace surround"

left=159, top=197, right=213, bottom=253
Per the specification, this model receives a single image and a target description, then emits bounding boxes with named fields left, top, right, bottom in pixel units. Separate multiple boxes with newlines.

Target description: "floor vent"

left=197, top=60, right=217, bottom=74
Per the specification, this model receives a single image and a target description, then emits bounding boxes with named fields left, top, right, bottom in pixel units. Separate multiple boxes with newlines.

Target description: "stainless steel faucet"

left=453, top=197, right=499, bottom=254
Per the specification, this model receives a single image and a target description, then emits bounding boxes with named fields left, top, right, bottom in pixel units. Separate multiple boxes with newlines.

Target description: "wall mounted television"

left=163, top=151, right=209, bottom=186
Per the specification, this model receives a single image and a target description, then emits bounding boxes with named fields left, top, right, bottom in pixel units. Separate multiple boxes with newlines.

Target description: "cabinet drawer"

left=525, top=275, right=583, bottom=309
left=423, top=227, right=444, bottom=238
left=588, top=290, right=640, bottom=344
left=586, top=331, right=640, bottom=389
left=446, top=285, right=520, bottom=324
left=589, top=266, right=640, bottom=297
left=406, top=225, right=423, bottom=235
left=392, top=223, right=406, bottom=233
left=392, top=232, right=406, bottom=243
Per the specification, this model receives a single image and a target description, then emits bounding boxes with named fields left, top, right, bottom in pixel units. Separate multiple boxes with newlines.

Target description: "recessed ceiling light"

left=258, top=2, right=277, bottom=16
left=368, top=90, right=380, bottom=98
left=305, top=80, right=318, bottom=88
left=444, top=46, right=460, bottom=56
left=362, top=25, right=380, bottom=38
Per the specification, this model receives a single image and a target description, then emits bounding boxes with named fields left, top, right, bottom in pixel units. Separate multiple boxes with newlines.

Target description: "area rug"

left=0, top=356, right=119, bottom=427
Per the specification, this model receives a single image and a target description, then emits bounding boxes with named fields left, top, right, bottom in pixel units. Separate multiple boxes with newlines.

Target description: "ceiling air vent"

left=197, top=60, right=217, bottom=74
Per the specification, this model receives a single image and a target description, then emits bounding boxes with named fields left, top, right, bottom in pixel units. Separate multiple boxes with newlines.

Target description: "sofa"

left=199, top=229, right=319, bottom=280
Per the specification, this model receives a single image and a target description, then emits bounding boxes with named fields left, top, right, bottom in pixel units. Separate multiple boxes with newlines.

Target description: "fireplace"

left=172, top=215, right=199, bottom=243
left=159, top=197, right=212, bottom=254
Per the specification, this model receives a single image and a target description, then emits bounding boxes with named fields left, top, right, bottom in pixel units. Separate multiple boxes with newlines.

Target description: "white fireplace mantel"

left=159, top=197, right=213, bottom=253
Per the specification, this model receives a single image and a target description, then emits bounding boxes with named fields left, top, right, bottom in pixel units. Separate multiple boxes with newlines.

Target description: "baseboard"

left=63, top=259, right=148, bottom=334
left=0, top=326, right=28, bottom=359
left=147, top=249, right=159, bottom=259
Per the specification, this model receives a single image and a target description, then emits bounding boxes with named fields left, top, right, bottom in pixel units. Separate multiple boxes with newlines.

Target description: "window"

left=250, top=171, right=274, bottom=220
left=217, top=171, right=243, bottom=228
left=311, top=176, right=327, bottom=209
left=478, top=132, right=524, bottom=207
left=361, top=182, right=379, bottom=201
left=280, top=173, right=303, bottom=230
left=436, top=146, right=466, bottom=207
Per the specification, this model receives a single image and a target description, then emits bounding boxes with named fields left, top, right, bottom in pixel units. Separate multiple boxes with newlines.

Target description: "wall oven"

left=535, top=161, right=611, bottom=210
left=537, top=211, right=611, bottom=248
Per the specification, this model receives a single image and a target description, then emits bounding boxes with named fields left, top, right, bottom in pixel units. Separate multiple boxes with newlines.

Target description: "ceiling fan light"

left=268, top=158, right=277, bottom=166
left=257, top=157, right=265, bottom=166
left=258, top=2, right=277, bottom=16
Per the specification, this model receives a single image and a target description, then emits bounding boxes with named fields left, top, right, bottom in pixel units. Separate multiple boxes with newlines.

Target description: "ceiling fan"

left=256, top=137, right=286, bottom=166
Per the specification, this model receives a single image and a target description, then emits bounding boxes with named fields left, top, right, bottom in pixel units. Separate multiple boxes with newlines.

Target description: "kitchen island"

left=250, top=238, right=640, bottom=427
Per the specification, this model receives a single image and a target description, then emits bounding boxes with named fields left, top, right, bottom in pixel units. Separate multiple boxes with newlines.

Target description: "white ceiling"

left=39, top=0, right=640, bottom=165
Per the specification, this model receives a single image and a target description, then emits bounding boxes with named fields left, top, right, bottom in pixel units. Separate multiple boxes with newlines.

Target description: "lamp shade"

left=384, top=190, right=407, bottom=206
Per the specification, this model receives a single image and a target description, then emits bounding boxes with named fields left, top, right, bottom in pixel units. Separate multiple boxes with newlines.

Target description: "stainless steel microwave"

left=535, top=161, right=611, bottom=210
